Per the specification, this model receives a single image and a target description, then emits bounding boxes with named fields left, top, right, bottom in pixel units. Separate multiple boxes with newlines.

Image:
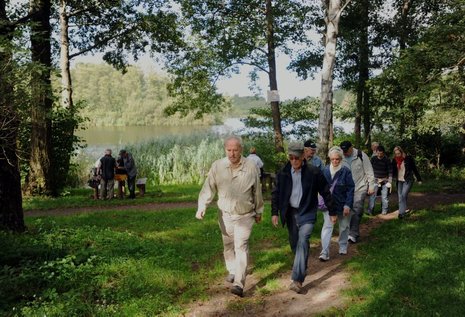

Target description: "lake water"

left=76, top=118, right=353, bottom=157
left=76, top=118, right=244, bottom=157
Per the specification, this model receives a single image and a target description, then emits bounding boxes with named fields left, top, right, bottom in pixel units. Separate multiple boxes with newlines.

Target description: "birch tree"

left=318, top=0, right=351, bottom=157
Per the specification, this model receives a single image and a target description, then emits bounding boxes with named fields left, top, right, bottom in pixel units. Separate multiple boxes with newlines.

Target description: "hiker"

left=319, top=146, right=355, bottom=262
left=271, top=141, right=335, bottom=294
left=367, top=145, right=393, bottom=215
left=196, top=135, right=264, bottom=297
left=371, top=141, right=379, bottom=157
left=304, top=139, right=324, bottom=171
left=97, top=149, right=117, bottom=200
left=247, top=146, right=264, bottom=179
left=340, top=141, right=375, bottom=243
left=392, top=146, right=422, bottom=219
left=119, top=149, right=137, bottom=199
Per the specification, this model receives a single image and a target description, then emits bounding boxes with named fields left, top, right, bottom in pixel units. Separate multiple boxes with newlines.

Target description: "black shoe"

left=398, top=213, right=405, bottom=219
left=231, top=285, right=243, bottom=297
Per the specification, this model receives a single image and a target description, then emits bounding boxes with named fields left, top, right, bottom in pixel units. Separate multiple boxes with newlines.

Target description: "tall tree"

left=25, top=0, right=53, bottom=195
left=318, top=0, right=351, bottom=157
left=167, top=0, right=311, bottom=153
left=55, top=0, right=182, bottom=193
left=0, top=0, right=25, bottom=231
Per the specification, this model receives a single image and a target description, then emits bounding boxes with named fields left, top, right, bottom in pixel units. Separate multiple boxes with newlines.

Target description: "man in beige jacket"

left=196, top=135, right=264, bottom=297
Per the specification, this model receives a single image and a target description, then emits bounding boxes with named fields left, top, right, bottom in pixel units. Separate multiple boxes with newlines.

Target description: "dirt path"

left=24, top=192, right=465, bottom=316
left=185, top=192, right=465, bottom=317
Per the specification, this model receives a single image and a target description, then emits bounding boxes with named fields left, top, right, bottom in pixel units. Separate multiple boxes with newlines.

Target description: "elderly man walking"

left=272, top=141, right=335, bottom=294
left=196, top=135, right=264, bottom=297
left=340, top=141, right=375, bottom=243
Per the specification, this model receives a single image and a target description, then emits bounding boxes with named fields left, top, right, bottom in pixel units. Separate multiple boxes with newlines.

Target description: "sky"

left=73, top=52, right=322, bottom=101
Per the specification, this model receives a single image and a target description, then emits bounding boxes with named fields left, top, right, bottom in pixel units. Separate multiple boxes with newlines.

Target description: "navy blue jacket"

left=322, top=166, right=355, bottom=215
left=271, top=161, right=335, bottom=226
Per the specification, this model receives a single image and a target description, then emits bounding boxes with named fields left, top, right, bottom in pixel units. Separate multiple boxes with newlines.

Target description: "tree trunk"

left=360, top=0, right=370, bottom=149
left=57, top=0, right=75, bottom=190
left=319, top=0, right=343, bottom=157
left=266, top=0, right=284, bottom=154
left=60, top=0, right=73, bottom=110
left=25, top=0, right=53, bottom=195
left=0, top=0, right=26, bottom=232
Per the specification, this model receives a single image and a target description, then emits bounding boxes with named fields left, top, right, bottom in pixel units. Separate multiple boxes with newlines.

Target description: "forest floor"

left=24, top=192, right=465, bottom=316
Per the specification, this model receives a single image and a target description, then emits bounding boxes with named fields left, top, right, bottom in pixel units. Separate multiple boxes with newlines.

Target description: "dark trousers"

left=128, top=175, right=136, bottom=198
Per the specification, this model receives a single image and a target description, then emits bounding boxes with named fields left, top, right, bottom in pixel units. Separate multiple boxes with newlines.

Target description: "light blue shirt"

left=290, top=166, right=303, bottom=208
left=308, top=155, right=324, bottom=171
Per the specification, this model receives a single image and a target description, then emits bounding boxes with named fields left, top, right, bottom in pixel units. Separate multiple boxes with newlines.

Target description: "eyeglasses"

left=288, top=155, right=302, bottom=161
left=330, top=158, right=341, bottom=161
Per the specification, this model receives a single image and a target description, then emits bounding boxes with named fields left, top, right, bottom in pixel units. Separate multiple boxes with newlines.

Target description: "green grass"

left=0, top=203, right=294, bottom=316
left=344, top=203, right=465, bottom=316
left=23, top=184, right=202, bottom=211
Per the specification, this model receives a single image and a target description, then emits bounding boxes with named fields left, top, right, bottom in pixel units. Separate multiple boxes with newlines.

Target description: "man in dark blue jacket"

left=271, top=141, right=336, bottom=294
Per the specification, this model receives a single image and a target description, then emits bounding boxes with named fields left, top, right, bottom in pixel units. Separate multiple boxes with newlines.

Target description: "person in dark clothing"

left=119, top=149, right=137, bottom=199
left=392, top=146, right=422, bottom=219
left=368, top=145, right=393, bottom=215
left=271, top=141, right=335, bottom=294
left=98, top=149, right=117, bottom=200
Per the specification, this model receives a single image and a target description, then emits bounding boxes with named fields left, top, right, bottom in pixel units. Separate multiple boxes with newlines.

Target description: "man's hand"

left=255, top=214, right=262, bottom=223
left=195, top=210, right=205, bottom=220
left=343, top=207, right=350, bottom=217
left=330, top=215, right=338, bottom=224
left=418, top=181, right=422, bottom=185
left=272, top=215, right=279, bottom=227
left=368, top=188, right=375, bottom=195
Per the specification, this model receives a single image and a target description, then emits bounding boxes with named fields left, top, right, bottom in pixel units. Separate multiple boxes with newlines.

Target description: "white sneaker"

left=348, top=235, right=357, bottom=243
left=319, top=254, right=330, bottom=262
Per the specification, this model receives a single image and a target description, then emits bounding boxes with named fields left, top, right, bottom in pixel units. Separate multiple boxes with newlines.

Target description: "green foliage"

left=71, top=63, right=219, bottom=127
left=345, top=203, right=465, bottom=316
left=120, top=133, right=225, bottom=186
left=242, top=97, right=319, bottom=140
left=165, top=0, right=313, bottom=117
left=50, top=102, right=88, bottom=193
left=0, top=203, right=292, bottom=316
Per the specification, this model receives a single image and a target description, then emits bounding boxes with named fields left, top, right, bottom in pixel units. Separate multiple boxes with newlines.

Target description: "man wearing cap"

left=196, top=135, right=263, bottom=297
left=97, top=149, right=117, bottom=200
left=304, top=139, right=324, bottom=171
left=119, top=150, right=137, bottom=199
left=340, top=141, right=375, bottom=243
left=271, top=141, right=335, bottom=294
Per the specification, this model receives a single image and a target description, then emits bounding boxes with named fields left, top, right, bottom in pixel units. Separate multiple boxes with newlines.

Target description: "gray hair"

left=104, top=149, right=112, bottom=155
left=328, top=146, right=344, bottom=159
left=224, top=135, right=243, bottom=148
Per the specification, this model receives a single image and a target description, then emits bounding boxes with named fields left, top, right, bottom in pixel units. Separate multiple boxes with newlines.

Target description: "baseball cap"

left=304, top=140, right=317, bottom=149
left=340, top=141, right=352, bottom=152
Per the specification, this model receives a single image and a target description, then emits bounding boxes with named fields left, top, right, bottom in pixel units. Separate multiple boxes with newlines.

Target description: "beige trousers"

left=218, top=210, right=255, bottom=289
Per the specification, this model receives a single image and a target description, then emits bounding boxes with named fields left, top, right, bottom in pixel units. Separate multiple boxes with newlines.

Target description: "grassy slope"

left=3, top=179, right=465, bottom=316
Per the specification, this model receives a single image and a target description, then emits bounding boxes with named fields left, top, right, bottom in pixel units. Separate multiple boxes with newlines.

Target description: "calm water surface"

left=76, top=119, right=244, bottom=157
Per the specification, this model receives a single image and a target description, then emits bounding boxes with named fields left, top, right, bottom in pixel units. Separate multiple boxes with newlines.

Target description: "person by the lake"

left=247, top=146, right=264, bottom=179
left=98, top=149, right=117, bottom=200
left=392, top=146, right=422, bottom=219
left=304, top=139, right=324, bottom=171
left=340, top=141, right=375, bottom=244
left=319, top=146, right=355, bottom=262
left=115, top=154, right=128, bottom=198
left=196, top=135, right=264, bottom=297
left=119, top=149, right=137, bottom=199
left=271, top=141, right=335, bottom=294
left=367, top=145, right=393, bottom=215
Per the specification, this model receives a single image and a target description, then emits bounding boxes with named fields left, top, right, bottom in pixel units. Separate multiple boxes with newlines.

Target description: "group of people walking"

left=195, top=135, right=422, bottom=297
